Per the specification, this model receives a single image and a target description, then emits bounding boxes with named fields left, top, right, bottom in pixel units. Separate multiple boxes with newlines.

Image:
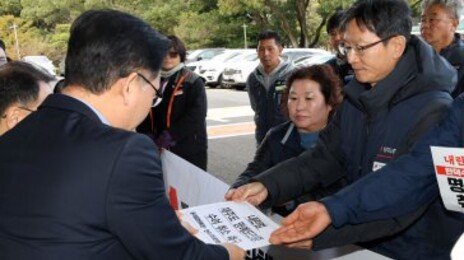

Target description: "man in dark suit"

left=0, top=9, right=244, bottom=260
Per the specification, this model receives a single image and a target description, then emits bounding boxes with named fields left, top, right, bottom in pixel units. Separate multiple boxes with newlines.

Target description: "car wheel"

left=217, top=74, right=223, bottom=88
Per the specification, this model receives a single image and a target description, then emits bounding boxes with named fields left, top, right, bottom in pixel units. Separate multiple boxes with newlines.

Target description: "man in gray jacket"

left=247, top=30, right=294, bottom=144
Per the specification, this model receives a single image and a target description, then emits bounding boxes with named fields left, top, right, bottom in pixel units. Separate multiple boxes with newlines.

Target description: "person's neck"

left=263, top=61, right=281, bottom=75
left=433, top=35, right=455, bottom=53
left=298, top=123, right=326, bottom=133
left=62, top=85, right=120, bottom=127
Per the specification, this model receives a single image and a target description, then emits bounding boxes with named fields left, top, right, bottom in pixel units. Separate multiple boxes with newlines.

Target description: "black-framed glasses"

left=1, top=106, right=36, bottom=119
left=338, top=35, right=397, bottom=57
left=136, top=73, right=163, bottom=107
left=420, top=16, right=453, bottom=25
left=18, top=106, right=36, bottom=113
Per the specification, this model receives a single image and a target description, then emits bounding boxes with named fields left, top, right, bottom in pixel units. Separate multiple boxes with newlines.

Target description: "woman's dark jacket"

left=232, top=121, right=346, bottom=213
left=137, top=67, right=208, bottom=170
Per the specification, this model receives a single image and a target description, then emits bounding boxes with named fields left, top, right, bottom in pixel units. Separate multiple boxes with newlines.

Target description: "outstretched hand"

left=269, top=201, right=332, bottom=248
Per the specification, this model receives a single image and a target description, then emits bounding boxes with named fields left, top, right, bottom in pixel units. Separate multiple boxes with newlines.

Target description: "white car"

left=221, top=53, right=259, bottom=90
left=185, top=48, right=225, bottom=64
left=294, top=54, right=336, bottom=67
left=186, top=49, right=246, bottom=85
left=200, top=49, right=255, bottom=87
left=282, top=48, right=331, bottom=63
left=22, top=55, right=56, bottom=76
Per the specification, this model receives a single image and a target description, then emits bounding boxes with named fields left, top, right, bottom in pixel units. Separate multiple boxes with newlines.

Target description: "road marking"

left=207, top=106, right=254, bottom=122
left=208, top=122, right=255, bottom=139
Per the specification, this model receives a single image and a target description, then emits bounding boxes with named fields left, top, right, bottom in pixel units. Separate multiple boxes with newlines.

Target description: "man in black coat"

left=0, top=9, right=244, bottom=260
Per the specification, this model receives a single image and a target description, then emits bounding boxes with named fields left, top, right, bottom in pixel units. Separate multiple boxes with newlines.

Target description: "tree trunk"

left=296, top=0, right=310, bottom=47
left=308, top=13, right=328, bottom=47
left=265, top=0, right=298, bottom=47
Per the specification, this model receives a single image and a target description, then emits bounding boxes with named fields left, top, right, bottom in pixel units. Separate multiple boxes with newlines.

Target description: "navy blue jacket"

left=254, top=36, right=461, bottom=259
left=231, top=122, right=304, bottom=189
left=247, top=61, right=294, bottom=144
left=440, top=34, right=464, bottom=98
left=0, top=94, right=227, bottom=260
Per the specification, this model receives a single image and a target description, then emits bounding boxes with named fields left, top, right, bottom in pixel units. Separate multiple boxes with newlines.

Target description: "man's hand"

left=222, top=243, right=246, bottom=260
left=224, top=188, right=236, bottom=200
left=227, top=182, right=268, bottom=206
left=269, top=201, right=331, bottom=248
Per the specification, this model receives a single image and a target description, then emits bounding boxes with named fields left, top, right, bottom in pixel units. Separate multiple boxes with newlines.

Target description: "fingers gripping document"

left=180, top=201, right=280, bottom=250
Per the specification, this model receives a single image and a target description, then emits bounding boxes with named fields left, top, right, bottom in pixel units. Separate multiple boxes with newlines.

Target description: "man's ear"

left=119, top=72, right=139, bottom=106
left=4, top=106, right=22, bottom=130
left=451, top=19, right=459, bottom=31
left=390, top=35, right=407, bottom=60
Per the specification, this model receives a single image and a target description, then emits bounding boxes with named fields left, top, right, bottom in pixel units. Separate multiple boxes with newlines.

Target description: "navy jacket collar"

left=39, top=94, right=102, bottom=124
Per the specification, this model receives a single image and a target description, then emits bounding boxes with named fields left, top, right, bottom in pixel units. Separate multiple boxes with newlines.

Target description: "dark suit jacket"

left=0, top=94, right=228, bottom=260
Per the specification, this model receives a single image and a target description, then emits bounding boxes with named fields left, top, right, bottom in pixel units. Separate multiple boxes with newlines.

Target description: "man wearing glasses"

left=228, top=0, right=464, bottom=258
left=0, top=10, right=244, bottom=260
left=0, top=61, right=53, bottom=136
left=421, top=0, right=464, bottom=97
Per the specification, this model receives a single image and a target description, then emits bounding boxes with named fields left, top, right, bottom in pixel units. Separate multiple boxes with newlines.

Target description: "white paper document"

left=431, top=146, right=464, bottom=213
left=181, top=201, right=280, bottom=250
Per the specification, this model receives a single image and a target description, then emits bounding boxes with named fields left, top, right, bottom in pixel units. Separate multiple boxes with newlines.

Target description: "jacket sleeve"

left=322, top=97, right=464, bottom=228
left=106, top=134, right=228, bottom=259
left=253, top=107, right=347, bottom=207
left=167, top=77, right=207, bottom=143
left=311, top=95, right=453, bottom=248
left=231, top=130, right=274, bottom=188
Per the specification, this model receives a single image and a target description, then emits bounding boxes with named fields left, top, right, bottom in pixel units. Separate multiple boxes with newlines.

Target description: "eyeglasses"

left=18, top=106, right=36, bottom=113
left=420, top=17, right=453, bottom=25
left=168, top=51, right=179, bottom=58
left=136, top=73, right=163, bottom=107
left=1, top=106, right=36, bottom=119
left=338, top=35, right=396, bottom=57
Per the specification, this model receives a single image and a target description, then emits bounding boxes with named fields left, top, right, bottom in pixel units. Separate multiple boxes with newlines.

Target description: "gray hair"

left=422, top=0, right=464, bottom=19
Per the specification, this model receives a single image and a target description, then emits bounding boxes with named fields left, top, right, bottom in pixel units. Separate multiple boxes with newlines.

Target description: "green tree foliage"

left=0, top=0, right=424, bottom=62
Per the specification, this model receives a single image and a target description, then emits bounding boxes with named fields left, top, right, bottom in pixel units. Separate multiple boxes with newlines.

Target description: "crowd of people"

left=0, top=0, right=464, bottom=259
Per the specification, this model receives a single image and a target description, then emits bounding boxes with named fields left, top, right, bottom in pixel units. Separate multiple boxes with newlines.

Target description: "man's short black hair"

left=167, top=35, right=187, bottom=63
left=341, top=0, right=412, bottom=41
left=0, top=40, right=5, bottom=51
left=0, top=61, right=54, bottom=115
left=257, top=30, right=282, bottom=46
left=65, top=9, right=170, bottom=94
left=327, top=9, right=345, bottom=34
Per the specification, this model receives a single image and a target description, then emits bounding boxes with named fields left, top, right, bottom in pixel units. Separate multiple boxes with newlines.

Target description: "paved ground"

left=205, top=88, right=256, bottom=185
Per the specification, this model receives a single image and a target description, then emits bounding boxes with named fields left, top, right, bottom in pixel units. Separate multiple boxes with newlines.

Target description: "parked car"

left=282, top=48, right=330, bottom=63
left=187, top=49, right=246, bottom=85
left=221, top=53, right=259, bottom=90
left=22, top=55, right=56, bottom=76
left=294, top=54, right=336, bottom=67
left=185, top=48, right=225, bottom=64
left=199, top=49, right=255, bottom=87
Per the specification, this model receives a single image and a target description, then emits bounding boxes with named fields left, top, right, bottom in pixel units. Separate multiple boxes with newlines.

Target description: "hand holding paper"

left=229, top=182, right=268, bottom=206
left=270, top=201, right=332, bottom=249
left=180, top=201, right=279, bottom=251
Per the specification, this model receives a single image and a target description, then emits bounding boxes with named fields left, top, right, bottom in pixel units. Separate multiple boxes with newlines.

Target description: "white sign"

left=161, top=150, right=390, bottom=259
left=161, top=150, right=229, bottom=209
left=181, top=201, right=279, bottom=250
left=431, top=146, right=464, bottom=213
